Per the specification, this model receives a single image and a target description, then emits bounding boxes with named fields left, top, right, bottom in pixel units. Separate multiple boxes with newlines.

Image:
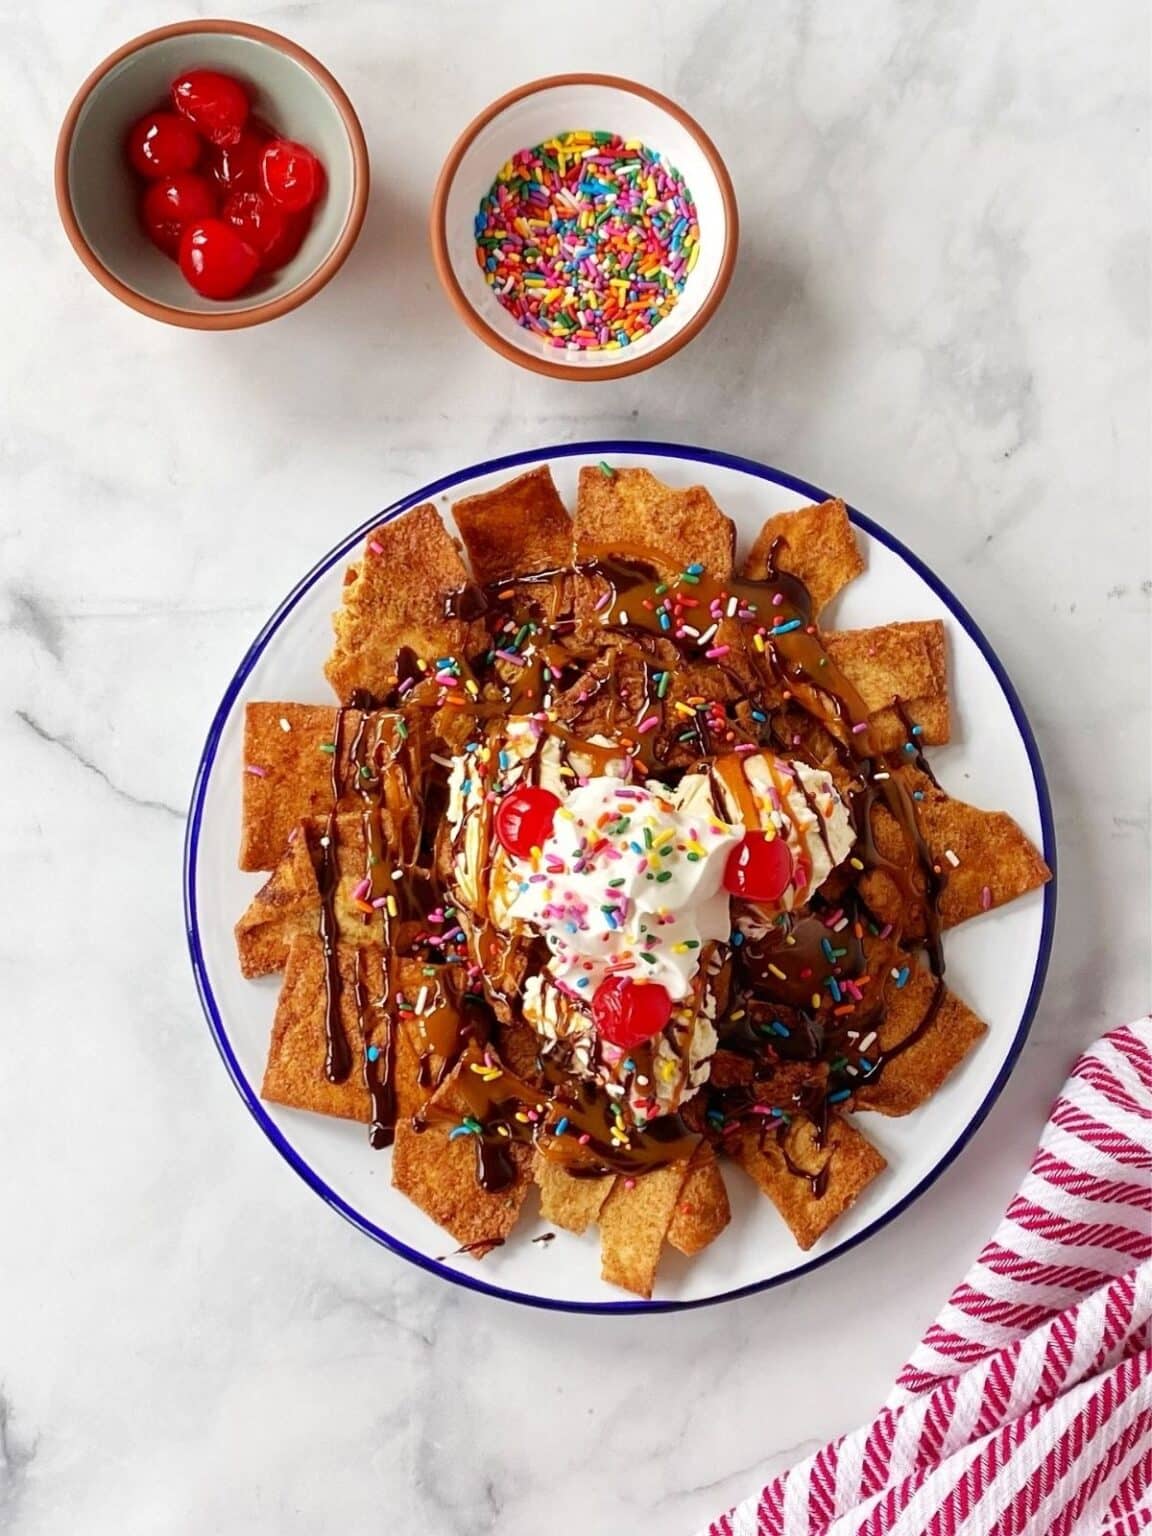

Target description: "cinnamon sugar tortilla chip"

left=825, top=621, right=951, bottom=749
left=869, top=702, right=949, bottom=755
left=598, top=1157, right=693, bottom=1297
left=261, top=934, right=368, bottom=1122
left=550, top=649, right=749, bottom=769
left=236, top=815, right=383, bottom=978
left=733, top=1116, right=886, bottom=1250
left=241, top=704, right=426, bottom=874
left=924, top=800, right=1051, bottom=926
left=451, top=912, right=533, bottom=1022
left=922, top=613, right=947, bottom=686
left=742, top=499, right=863, bottom=615
left=575, top=465, right=735, bottom=578
left=324, top=503, right=481, bottom=704
left=451, top=466, right=573, bottom=585
left=854, top=965, right=987, bottom=1116
left=261, top=937, right=427, bottom=1123
left=550, top=651, right=659, bottom=741
left=666, top=1142, right=731, bottom=1256
left=241, top=702, right=359, bottom=871
left=534, top=1154, right=614, bottom=1234
left=259, top=933, right=427, bottom=1130
left=236, top=824, right=317, bottom=978
left=860, top=796, right=1050, bottom=935
left=571, top=467, right=742, bottom=680
left=664, top=657, right=753, bottom=726
left=498, top=1015, right=544, bottom=1082
left=391, top=1053, right=532, bottom=1249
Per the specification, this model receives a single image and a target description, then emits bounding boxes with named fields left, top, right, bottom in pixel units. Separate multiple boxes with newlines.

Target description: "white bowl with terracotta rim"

left=55, top=19, right=370, bottom=330
left=430, top=74, right=739, bottom=381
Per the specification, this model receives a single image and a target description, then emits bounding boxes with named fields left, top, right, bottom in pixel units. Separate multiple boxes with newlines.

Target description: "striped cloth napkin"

left=701, top=1020, right=1152, bottom=1536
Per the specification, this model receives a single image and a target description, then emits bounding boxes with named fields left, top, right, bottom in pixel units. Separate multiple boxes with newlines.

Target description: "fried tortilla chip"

left=550, top=650, right=662, bottom=741
left=391, top=1052, right=533, bottom=1249
left=498, top=1015, right=545, bottom=1082
left=576, top=465, right=735, bottom=578
left=860, top=796, right=1050, bottom=935
left=451, top=465, right=573, bottom=585
left=924, top=799, right=1051, bottom=926
left=733, top=1115, right=886, bottom=1250
left=825, top=621, right=950, bottom=749
left=452, top=914, right=533, bottom=1023
left=549, top=646, right=752, bottom=768
left=324, top=503, right=480, bottom=704
left=241, top=703, right=428, bottom=874
left=261, top=937, right=426, bottom=1123
left=236, top=814, right=384, bottom=978
left=663, top=656, right=755, bottom=732
left=241, top=703, right=358, bottom=871
left=598, top=1158, right=694, bottom=1298
left=853, top=965, right=987, bottom=1116
left=666, top=1142, right=732, bottom=1256
left=235, top=821, right=321, bottom=977
left=534, top=1154, right=614, bottom=1234
left=742, top=499, right=863, bottom=615
left=261, top=934, right=368, bottom=1122
left=264, top=933, right=430, bottom=1130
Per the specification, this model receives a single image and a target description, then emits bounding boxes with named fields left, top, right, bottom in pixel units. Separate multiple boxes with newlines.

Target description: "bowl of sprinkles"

left=430, top=75, right=738, bottom=380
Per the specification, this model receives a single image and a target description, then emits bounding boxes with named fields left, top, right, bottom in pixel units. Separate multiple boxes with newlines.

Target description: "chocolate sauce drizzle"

left=318, top=707, right=351, bottom=1084
left=309, top=531, right=950, bottom=1202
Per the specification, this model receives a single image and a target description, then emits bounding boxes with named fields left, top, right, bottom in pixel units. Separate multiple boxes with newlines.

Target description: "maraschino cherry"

left=171, top=69, right=249, bottom=146
left=207, top=126, right=270, bottom=192
left=140, top=172, right=217, bottom=256
left=493, top=786, right=561, bottom=857
left=125, top=70, right=324, bottom=300
left=724, top=831, right=795, bottom=902
left=178, top=219, right=259, bottom=299
left=221, top=189, right=286, bottom=261
left=261, top=139, right=324, bottom=212
left=592, top=977, right=674, bottom=1050
left=125, top=111, right=201, bottom=178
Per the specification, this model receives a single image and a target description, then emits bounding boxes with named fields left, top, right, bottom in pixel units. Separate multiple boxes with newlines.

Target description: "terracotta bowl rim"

left=54, top=17, right=371, bottom=330
left=428, top=72, right=739, bottom=381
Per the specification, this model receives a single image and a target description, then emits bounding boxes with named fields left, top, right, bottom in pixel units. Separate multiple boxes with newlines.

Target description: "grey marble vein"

left=0, top=1386, right=36, bottom=1520
left=13, top=708, right=184, bottom=820
left=4, top=589, right=63, bottom=662
left=0, top=2, right=1148, bottom=1534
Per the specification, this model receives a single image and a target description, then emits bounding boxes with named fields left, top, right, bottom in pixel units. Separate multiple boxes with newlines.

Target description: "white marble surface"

left=2, top=2, right=1149, bottom=1531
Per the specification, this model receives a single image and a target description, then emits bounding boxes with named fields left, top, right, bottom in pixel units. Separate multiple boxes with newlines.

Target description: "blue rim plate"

left=184, top=441, right=1057, bottom=1314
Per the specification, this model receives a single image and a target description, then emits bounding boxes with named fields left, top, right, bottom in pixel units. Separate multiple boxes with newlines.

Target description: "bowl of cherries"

left=56, top=20, right=369, bottom=328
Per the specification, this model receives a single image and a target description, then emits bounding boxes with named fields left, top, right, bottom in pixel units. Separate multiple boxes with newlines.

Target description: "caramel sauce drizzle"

left=308, top=533, right=949, bottom=1200
left=318, top=706, right=351, bottom=1085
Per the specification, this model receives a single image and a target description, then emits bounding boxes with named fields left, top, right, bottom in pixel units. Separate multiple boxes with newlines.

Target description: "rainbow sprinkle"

left=474, top=130, right=699, bottom=351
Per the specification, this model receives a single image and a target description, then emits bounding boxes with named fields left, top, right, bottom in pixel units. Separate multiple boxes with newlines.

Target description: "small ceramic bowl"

left=55, top=20, right=369, bottom=329
left=430, top=74, right=738, bottom=381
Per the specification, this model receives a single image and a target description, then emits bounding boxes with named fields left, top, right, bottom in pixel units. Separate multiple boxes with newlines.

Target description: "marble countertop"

left=2, top=2, right=1149, bottom=1531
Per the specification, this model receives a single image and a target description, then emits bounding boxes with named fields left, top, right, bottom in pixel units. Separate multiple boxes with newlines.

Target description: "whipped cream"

left=708, top=753, right=855, bottom=907
left=444, top=722, right=631, bottom=925
left=504, top=776, right=741, bottom=1002
left=522, top=962, right=721, bottom=1118
left=443, top=738, right=854, bottom=1115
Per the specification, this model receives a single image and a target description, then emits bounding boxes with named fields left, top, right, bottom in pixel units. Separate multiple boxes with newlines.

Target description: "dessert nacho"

left=235, top=464, right=1050, bottom=1297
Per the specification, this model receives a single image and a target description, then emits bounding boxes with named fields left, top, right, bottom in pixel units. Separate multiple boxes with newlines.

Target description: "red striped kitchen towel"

left=701, top=1020, right=1152, bottom=1536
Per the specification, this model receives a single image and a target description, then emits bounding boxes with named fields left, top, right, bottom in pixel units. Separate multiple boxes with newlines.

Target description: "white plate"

left=185, top=442, right=1056, bottom=1312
